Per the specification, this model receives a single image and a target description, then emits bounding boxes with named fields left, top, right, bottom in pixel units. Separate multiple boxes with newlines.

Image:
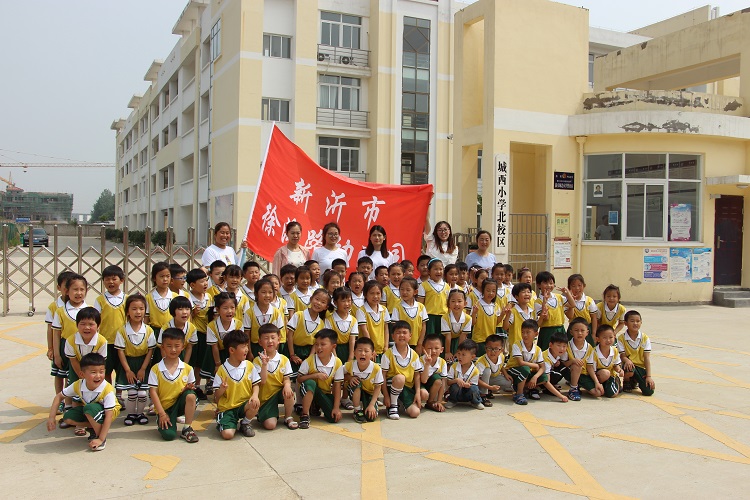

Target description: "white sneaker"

left=443, top=400, right=456, bottom=409
left=177, top=415, right=186, bottom=424
left=471, top=402, right=485, bottom=410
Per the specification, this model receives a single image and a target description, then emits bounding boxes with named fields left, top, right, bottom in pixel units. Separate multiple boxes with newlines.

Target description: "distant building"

left=0, top=187, right=73, bottom=222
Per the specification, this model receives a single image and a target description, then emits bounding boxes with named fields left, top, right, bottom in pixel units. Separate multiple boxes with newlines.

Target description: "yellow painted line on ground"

left=511, top=412, right=621, bottom=500
left=622, top=395, right=709, bottom=414
left=654, top=374, right=736, bottom=388
left=0, top=349, right=46, bottom=372
left=424, top=453, right=633, bottom=500
left=600, top=432, right=750, bottom=465
left=0, top=326, right=46, bottom=350
left=679, top=359, right=750, bottom=389
left=715, top=410, right=750, bottom=421
left=360, top=421, right=387, bottom=500
left=132, top=454, right=181, bottom=480
left=312, top=421, right=427, bottom=454
left=511, top=412, right=581, bottom=430
left=0, top=322, right=39, bottom=334
left=660, top=339, right=750, bottom=357
left=190, top=405, right=216, bottom=432
left=0, top=397, right=48, bottom=443
left=680, top=415, right=750, bottom=458
left=654, top=353, right=740, bottom=366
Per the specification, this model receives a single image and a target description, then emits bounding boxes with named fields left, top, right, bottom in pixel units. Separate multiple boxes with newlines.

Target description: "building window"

left=584, top=153, right=701, bottom=242
left=401, top=17, right=430, bottom=185
left=123, top=188, right=129, bottom=203
left=319, top=137, right=360, bottom=174
left=261, top=98, right=291, bottom=122
left=263, top=34, right=292, bottom=58
left=318, top=75, right=360, bottom=110
left=210, top=19, right=221, bottom=61
left=588, top=53, right=595, bottom=87
left=321, top=11, right=361, bottom=49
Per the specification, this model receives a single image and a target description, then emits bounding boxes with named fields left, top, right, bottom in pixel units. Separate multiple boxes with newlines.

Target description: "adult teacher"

left=464, top=230, right=496, bottom=270
left=272, top=221, right=309, bottom=274
left=424, top=220, right=458, bottom=265
left=201, top=222, right=247, bottom=267
left=357, top=225, right=397, bottom=275
left=311, top=222, right=349, bottom=274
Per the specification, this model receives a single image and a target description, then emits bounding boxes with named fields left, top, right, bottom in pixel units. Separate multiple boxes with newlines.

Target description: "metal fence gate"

left=0, top=225, right=269, bottom=317
left=508, top=214, right=549, bottom=276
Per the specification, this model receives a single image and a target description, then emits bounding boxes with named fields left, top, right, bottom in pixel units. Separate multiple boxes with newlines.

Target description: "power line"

left=0, top=163, right=114, bottom=169
left=0, top=148, right=110, bottom=165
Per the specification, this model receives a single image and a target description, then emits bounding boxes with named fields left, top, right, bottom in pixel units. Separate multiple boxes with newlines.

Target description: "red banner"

left=244, top=125, right=433, bottom=270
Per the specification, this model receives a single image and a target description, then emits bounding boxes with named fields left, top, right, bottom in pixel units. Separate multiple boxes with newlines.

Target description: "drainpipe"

left=575, top=136, right=587, bottom=272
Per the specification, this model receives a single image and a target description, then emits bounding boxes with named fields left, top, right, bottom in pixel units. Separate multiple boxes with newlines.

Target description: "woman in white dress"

left=424, top=220, right=458, bottom=265
left=357, top=225, right=396, bottom=277
left=272, top=221, right=310, bottom=274
left=311, top=222, right=349, bottom=274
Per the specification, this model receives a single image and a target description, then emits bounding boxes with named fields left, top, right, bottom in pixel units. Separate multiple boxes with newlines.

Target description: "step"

left=713, top=296, right=750, bottom=308
left=713, top=290, right=750, bottom=300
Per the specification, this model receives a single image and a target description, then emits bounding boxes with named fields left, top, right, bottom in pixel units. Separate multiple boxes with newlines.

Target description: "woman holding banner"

left=424, top=220, right=458, bottom=265
left=202, top=222, right=247, bottom=267
left=272, top=221, right=310, bottom=274
left=311, top=222, right=349, bottom=274
left=357, top=225, right=397, bottom=274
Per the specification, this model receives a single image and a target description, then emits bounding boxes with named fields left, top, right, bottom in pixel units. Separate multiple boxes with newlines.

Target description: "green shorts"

left=388, top=380, right=416, bottom=408
left=423, top=372, right=443, bottom=392
left=626, top=365, right=654, bottom=396
left=538, top=325, right=566, bottom=352
left=291, top=344, right=313, bottom=375
left=603, top=374, right=621, bottom=398
left=189, top=331, right=207, bottom=373
left=106, top=344, right=119, bottom=375
left=507, top=365, right=531, bottom=388
left=250, top=342, right=263, bottom=359
left=158, top=390, right=196, bottom=441
left=301, top=379, right=336, bottom=422
left=475, top=341, right=486, bottom=358
left=216, top=401, right=248, bottom=431
left=427, top=314, right=442, bottom=336
left=578, top=374, right=596, bottom=391
left=50, top=341, right=70, bottom=378
left=257, top=390, right=289, bottom=422
left=63, top=402, right=106, bottom=424
left=336, top=343, right=351, bottom=364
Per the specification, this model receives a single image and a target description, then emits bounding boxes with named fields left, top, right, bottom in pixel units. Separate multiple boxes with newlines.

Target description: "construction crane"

left=0, top=162, right=115, bottom=172
left=0, top=172, right=23, bottom=192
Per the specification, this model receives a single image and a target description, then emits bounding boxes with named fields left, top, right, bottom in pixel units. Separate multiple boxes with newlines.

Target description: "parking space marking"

left=191, top=404, right=216, bottom=432
left=0, top=349, right=46, bottom=372
left=600, top=433, right=750, bottom=465
left=654, top=374, right=735, bottom=388
left=0, top=324, right=45, bottom=349
left=132, top=454, right=181, bottom=480
left=655, top=353, right=740, bottom=366
left=660, top=339, right=750, bottom=357
left=0, top=397, right=48, bottom=443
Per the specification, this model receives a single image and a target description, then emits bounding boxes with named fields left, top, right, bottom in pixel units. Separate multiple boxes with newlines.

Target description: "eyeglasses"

left=437, top=227, right=450, bottom=232
left=327, top=233, right=340, bottom=238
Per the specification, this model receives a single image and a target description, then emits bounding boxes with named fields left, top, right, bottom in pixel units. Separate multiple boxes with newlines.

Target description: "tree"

left=90, top=189, right=115, bottom=222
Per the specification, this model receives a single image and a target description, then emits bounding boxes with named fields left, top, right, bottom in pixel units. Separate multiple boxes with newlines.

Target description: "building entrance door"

left=714, top=195, right=743, bottom=286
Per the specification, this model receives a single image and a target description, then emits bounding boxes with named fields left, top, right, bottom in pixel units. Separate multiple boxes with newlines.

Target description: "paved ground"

left=1, top=299, right=749, bottom=499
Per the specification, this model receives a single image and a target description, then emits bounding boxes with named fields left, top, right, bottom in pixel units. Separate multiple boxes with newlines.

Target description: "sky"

left=1, top=0, right=748, bottom=214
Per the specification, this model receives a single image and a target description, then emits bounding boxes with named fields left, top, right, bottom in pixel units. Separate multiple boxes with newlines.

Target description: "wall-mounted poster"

left=555, top=213, right=570, bottom=238
left=608, top=211, right=619, bottom=225
left=553, top=239, right=572, bottom=269
left=669, top=204, right=692, bottom=241
left=593, top=183, right=603, bottom=198
left=643, top=247, right=669, bottom=282
left=691, top=248, right=712, bottom=282
left=669, top=247, right=692, bottom=283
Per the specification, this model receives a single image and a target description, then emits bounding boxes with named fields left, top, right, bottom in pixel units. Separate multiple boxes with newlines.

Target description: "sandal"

left=136, top=413, right=149, bottom=425
left=485, top=392, right=495, bottom=399
left=481, top=396, right=493, bottom=407
left=74, top=427, right=88, bottom=436
left=341, top=399, right=354, bottom=411
left=285, top=416, right=299, bottom=430
left=123, top=414, right=136, bottom=426
left=299, top=414, right=310, bottom=429
left=513, top=393, right=528, bottom=405
left=59, top=419, right=73, bottom=429
left=180, top=426, right=199, bottom=443
left=353, top=409, right=366, bottom=423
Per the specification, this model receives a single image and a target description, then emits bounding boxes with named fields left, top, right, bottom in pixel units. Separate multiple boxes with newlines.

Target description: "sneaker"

left=147, top=405, right=156, bottom=416
left=240, top=421, right=255, bottom=437
left=294, top=404, right=303, bottom=416
left=353, top=409, right=366, bottom=424
left=387, top=406, right=400, bottom=420
left=59, top=419, right=73, bottom=429
left=204, top=385, right=214, bottom=396
left=91, top=439, right=106, bottom=451
left=180, top=426, right=199, bottom=443
left=528, top=389, right=541, bottom=400
left=622, top=379, right=636, bottom=392
left=471, top=401, right=486, bottom=410
left=512, top=394, right=528, bottom=405
left=56, top=402, right=65, bottom=415
left=481, top=396, right=493, bottom=407
left=485, top=391, right=495, bottom=399
left=194, top=387, right=207, bottom=401
left=86, top=428, right=97, bottom=441
left=568, top=386, right=581, bottom=401
left=176, top=415, right=186, bottom=424
left=443, top=400, right=456, bottom=409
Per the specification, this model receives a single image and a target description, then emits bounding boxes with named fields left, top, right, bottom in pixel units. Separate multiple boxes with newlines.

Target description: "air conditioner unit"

left=340, top=56, right=351, bottom=65
left=317, top=53, right=326, bottom=61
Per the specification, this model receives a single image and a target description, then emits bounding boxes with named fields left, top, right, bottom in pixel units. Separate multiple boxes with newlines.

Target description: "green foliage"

left=105, top=228, right=123, bottom=242
left=128, top=230, right=146, bottom=247
left=90, top=189, right=115, bottom=222
left=103, top=228, right=174, bottom=248
left=151, top=230, right=175, bottom=247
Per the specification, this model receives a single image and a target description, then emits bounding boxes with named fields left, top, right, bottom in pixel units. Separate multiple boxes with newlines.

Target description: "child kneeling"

left=47, top=353, right=119, bottom=451
left=213, top=330, right=261, bottom=439
left=297, top=329, right=344, bottom=429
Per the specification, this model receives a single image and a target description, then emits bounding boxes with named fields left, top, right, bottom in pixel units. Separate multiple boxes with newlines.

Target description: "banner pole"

left=243, top=122, right=277, bottom=248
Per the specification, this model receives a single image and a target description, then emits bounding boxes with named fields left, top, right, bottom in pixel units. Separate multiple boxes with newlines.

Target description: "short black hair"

left=549, top=331, right=568, bottom=345
left=76, top=307, right=101, bottom=326
left=422, top=333, right=443, bottom=345
left=535, top=271, right=555, bottom=286
left=417, top=254, right=431, bottom=265
left=169, top=295, right=192, bottom=315
left=243, top=260, right=260, bottom=271
left=512, top=282, right=532, bottom=297
left=160, top=327, right=185, bottom=343
left=457, top=262, right=469, bottom=272
left=374, top=265, right=388, bottom=276
left=224, top=329, right=250, bottom=350
left=57, top=270, right=76, bottom=287
left=169, top=263, right=187, bottom=277
left=596, top=324, right=615, bottom=337
left=314, top=328, right=338, bottom=344
left=521, top=319, right=539, bottom=332
left=485, top=334, right=504, bottom=345
left=258, top=323, right=280, bottom=338
left=186, top=268, right=207, bottom=284
left=624, top=309, right=641, bottom=322
left=102, top=265, right=125, bottom=279
left=357, top=256, right=373, bottom=266
left=354, top=336, right=374, bottom=350
left=254, top=278, right=274, bottom=296
left=457, top=338, right=477, bottom=355
left=210, top=260, right=227, bottom=272
left=392, top=320, right=411, bottom=333
left=331, top=258, right=347, bottom=268
left=79, top=352, right=106, bottom=369
left=279, top=264, right=297, bottom=277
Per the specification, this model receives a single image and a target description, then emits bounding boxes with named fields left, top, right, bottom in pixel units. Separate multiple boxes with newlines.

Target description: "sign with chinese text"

left=669, top=203, right=692, bottom=241
left=553, top=239, right=572, bottom=268
left=244, top=126, right=433, bottom=270
left=669, top=247, right=692, bottom=283
left=555, top=213, right=570, bottom=239
left=643, top=247, right=669, bottom=282
left=493, top=153, right=510, bottom=259
left=553, top=171, right=575, bottom=190
left=691, top=248, right=712, bottom=282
